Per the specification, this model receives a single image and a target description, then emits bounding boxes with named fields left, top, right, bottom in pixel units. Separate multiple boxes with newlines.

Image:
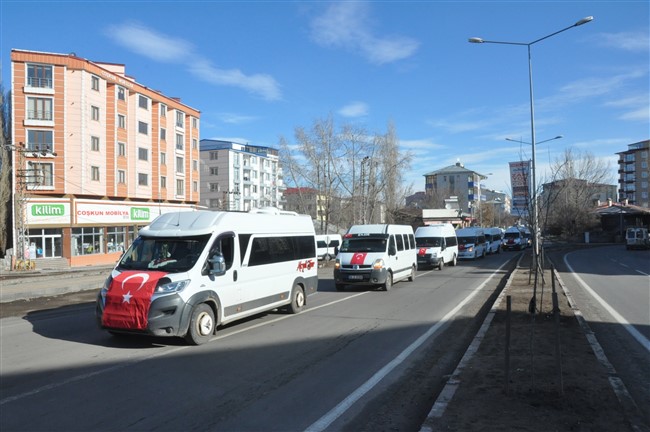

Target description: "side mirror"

left=208, top=254, right=226, bottom=276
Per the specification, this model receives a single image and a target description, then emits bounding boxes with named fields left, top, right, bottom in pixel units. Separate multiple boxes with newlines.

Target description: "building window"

left=138, top=95, right=149, bottom=110
left=192, top=117, right=198, bottom=129
left=210, top=167, right=218, bottom=175
left=176, top=111, right=185, bottom=128
left=91, top=136, right=100, bottom=151
left=118, top=170, right=126, bottom=184
left=161, top=152, right=166, bottom=165
left=91, top=105, right=100, bottom=121
left=118, top=114, right=126, bottom=129
left=209, top=199, right=220, bottom=208
left=160, top=104, right=167, bottom=117
left=26, top=161, right=53, bottom=187
left=138, top=173, right=149, bottom=186
left=117, top=86, right=126, bottom=101
left=210, top=151, right=218, bottom=160
left=176, top=133, right=184, bottom=150
left=193, top=160, right=198, bottom=171
left=210, top=183, right=219, bottom=191
left=27, top=64, right=53, bottom=89
left=91, top=75, right=100, bottom=91
left=161, top=176, right=167, bottom=189
left=106, top=227, right=126, bottom=253
left=176, top=179, right=184, bottom=196
left=91, top=166, right=100, bottom=181
left=71, top=227, right=104, bottom=256
left=26, top=130, right=53, bottom=153
left=176, top=156, right=184, bottom=174
left=193, top=181, right=198, bottom=192
left=138, top=147, right=149, bottom=161
left=192, top=138, right=198, bottom=150
left=160, top=128, right=166, bottom=141
left=138, top=121, right=148, bottom=135
left=27, top=97, right=53, bottom=121
left=118, top=142, right=126, bottom=156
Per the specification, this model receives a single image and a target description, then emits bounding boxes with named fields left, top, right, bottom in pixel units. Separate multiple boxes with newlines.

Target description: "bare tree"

left=0, top=86, right=12, bottom=256
left=540, top=148, right=613, bottom=239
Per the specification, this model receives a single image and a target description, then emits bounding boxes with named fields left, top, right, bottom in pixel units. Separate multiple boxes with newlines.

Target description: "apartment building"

left=9, top=49, right=201, bottom=268
left=617, top=139, right=650, bottom=208
left=423, top=161, right=491, bottom=216
left=199, top=139, right=285, bottom=211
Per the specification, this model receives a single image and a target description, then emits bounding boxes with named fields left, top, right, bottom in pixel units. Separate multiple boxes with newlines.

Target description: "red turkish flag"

left=350, top=253, right=367, bottom=265
left=418, top=248, right=427, bottom=256
left=102, top=271, right=167, bottom=330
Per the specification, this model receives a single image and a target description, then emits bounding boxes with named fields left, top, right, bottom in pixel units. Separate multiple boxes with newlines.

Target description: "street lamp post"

left=469, top=16, right=593, bottom=271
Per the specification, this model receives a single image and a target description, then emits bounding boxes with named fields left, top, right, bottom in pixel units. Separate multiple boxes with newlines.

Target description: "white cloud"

left=105, top=22, right=281, bottom=101
left=338, top=101, right=369, bottom=117
left=310, top=2, right=419, bottom=65
left=216, top=113, right=259, bottom=125
left=596, top=31, right=650, bottom=52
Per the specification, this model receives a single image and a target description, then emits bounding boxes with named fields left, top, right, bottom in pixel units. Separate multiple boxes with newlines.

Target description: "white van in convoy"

left=455, top=227, right=487, bottom=260
left=96, top=208, right=318, bottom=345
left=626, top=227, right=650, bottom=250
left=414, top=223, right=458, bottom=270
left=334, top=224, right=417, bottom=291
left=316, top=234, right=343, bottom=261
left=502, top=226, right=525, bottom=251
left=484, top=227, right=503, bottom=254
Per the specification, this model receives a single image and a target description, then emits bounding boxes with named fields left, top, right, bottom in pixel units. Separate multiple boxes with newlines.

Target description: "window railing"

left=27, top=110, right=53, bottom=121
left=26, top=143, right=54, bottom=153
left=27, top=77, right=53, bottom=89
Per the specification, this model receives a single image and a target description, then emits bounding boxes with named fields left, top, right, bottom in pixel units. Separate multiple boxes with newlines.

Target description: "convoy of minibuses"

left=95, top=206, right=526, bottom=345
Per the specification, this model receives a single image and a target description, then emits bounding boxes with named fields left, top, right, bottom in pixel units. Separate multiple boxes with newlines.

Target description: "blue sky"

left=2, top=1, right=648, bottom=196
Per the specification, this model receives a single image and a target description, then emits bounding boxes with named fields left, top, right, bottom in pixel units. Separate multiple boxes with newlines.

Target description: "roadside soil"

left=422, top=251, right=647, bottom=432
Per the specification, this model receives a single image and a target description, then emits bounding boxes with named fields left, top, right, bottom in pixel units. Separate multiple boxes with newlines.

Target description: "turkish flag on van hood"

left=350, top=253, right=367, bottom=265
left=102, top=271, right=167, bottom=330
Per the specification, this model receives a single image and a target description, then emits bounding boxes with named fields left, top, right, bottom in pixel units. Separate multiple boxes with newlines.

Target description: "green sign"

left=131, top=207, right=150, bottom=221
left=32, top=204, right=65, bottom=216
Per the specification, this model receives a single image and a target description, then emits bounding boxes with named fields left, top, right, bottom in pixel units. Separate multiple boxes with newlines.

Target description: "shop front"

left=16, top=198, right=197, bottom=269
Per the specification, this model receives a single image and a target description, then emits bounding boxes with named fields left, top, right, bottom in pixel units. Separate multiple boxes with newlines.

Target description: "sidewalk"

left=420, top=250, right=647, bottom=432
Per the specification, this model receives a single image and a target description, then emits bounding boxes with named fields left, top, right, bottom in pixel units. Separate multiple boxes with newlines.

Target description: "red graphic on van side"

left=297, top=259, right=315, bottom=272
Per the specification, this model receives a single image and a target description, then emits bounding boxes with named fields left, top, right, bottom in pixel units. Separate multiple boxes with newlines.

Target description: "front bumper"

left=334, top=267, right=388, bottom=286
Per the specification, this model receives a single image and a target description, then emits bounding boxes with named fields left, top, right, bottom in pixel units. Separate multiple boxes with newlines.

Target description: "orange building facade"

left=9, top=49, right=201, bottom=269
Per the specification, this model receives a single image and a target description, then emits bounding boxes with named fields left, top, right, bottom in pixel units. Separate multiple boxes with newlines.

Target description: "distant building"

left=199, top=140, right=285, bottom=211
left=8, top=49, right=200, bottom=268
left=617, top=139, right=650, bottom=208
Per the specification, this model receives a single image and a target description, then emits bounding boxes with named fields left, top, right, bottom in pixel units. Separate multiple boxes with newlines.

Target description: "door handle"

left=233, top=270, right=238, bottom=282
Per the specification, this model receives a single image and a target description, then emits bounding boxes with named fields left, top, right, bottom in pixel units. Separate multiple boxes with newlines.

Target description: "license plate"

left=348, top=275, right=363, bottom=280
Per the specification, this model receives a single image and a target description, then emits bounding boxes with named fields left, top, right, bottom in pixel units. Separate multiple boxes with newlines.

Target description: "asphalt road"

left=553, top=245, right=650, bottom=426
left=1, top=252, right=515, bottom=432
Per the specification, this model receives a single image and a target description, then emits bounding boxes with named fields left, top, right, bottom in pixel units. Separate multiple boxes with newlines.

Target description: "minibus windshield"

left=340, top=237, right=387, bottom=253
left=117, top=235, right=211, bottom=272
left=416, top=237, right=442, bottom=247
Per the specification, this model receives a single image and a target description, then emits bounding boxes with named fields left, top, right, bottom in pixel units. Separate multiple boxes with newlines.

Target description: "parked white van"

left=502, top=226, right=525, bottom=251
left=484, top=227, right=503, bottom=254
left=455, top=227, right=487, bottom=259
left=334, top=224, right=417, bottom=291
left=626, top=227, right=650, bottom=250
left=414, top=223, right=458, bottom=270
left=96, top=208, right=318, bottom=345
left=316, top=234, right=343, bottom=261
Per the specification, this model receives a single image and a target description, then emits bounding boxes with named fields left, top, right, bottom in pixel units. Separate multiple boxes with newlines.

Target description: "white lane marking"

left=305, top=261, right=511, bottom=432
left=564, top=252, right=650, bottom=353
left=0, top=292, right=369, bottom=406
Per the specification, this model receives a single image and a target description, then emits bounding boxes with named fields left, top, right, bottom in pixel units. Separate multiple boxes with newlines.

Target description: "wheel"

left=409, top=265, right=416, bottom=281
left=438, top=260, right=443, bottom=271
left=287, top=284, right=305, bottom=314
left=185, top=303, right=215, bottom=345
left=335, top=283, right=345, bottom=291
left=381, top=272, right=393, bottom=291
left=451, top=254, right=457, bottom=266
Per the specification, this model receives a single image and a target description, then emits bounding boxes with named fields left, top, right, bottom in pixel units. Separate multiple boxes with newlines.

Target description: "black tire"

left=409, top=265, right=416, bottom=281
left=381, top=272, right=393, bottom=291
left=287, top=284, right=306, bottom=314
left=451, top=254, right=457, bottom=266
left=438, top=260, right=443, bottom=271
left=185, top=303, right=215, bottom=345
left=335, top=283, right=345, bottom=291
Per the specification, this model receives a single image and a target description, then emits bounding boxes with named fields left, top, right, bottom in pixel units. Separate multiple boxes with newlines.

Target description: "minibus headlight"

left=467, top=246, right=474, bottom=252
left=156, top=279, right=190, bottom=294
left=334, top=259, right=341, bottom=270
left=373, top=259, right=385, bottom=270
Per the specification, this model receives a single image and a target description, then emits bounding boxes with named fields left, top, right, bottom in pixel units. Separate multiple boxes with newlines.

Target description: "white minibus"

left=334, top=224, right=417, bottom=291
left=96, top=208, right=318, bottom=345
left=455, top=227, right=487, bottom=260
left=414, top=223, right=458, bottom=270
